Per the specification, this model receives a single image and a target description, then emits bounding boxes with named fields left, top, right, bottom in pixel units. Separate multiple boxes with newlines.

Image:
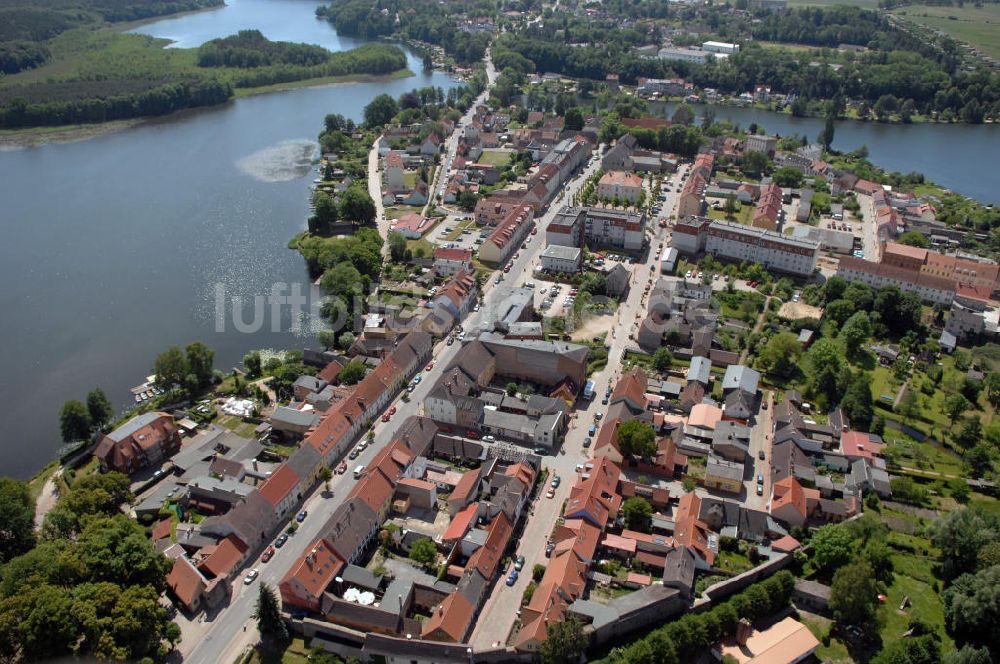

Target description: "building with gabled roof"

left=95, top=412, right=180, bottom=476
left=279, top=537, right=345, bottom=611
left=422, top=591, right=474, bottom=643
left=258, top=463, right=300, bottom=520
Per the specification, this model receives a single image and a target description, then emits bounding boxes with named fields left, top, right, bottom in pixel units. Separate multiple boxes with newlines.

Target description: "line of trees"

left=609, top=571, right=796, bottom=663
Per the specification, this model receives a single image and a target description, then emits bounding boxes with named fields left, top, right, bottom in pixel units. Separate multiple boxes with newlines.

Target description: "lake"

left=0, top=0, right=461, bottom=479
left=655, top=101, right=1000, bottom=205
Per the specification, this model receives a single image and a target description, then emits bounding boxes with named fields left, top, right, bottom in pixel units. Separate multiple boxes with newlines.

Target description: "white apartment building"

left=671, top=217, right=819, bottom=277
left=702, top=41, right=739, bottom=55
left=541, top=245, right=583, bottom=273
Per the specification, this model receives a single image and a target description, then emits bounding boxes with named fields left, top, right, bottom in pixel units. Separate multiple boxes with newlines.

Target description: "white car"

left=243, top=568, right=260, bottom=585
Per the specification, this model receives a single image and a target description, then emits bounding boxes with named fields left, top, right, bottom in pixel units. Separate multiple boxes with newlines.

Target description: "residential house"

left=597, top=171, right=644, bottom=204
left=95, top=412, right=181, bottom=475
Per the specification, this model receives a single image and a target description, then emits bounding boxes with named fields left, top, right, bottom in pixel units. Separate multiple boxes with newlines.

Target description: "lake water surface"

left=0, top=0, right=460, bottom=478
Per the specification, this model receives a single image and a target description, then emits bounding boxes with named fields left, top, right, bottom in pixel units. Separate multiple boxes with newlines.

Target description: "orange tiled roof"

left=259, top=464, right=300, bottom=508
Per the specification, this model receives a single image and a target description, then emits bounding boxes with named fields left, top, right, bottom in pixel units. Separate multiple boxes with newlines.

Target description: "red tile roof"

left=422, top=591, right=474, bottom=642
left=279, top=537, right=345, bottom=610
left=466, top=512, right=513, bottom=580
left=259, top=464, right=300, bottom=508
left=442, top=503, right=479, bottom=542
left=167, top=557, right=205, bottom=609
left=151, top=517, right=172, bottom=542
left=434, top=247, right=474, bottom=262
left=197, top=534, right=247, bottom=579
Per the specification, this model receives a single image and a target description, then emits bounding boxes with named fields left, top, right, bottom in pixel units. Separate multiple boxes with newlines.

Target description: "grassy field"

left=787, top=0, right=879, bottom=8
left=477, top=149, right=512, bottom=167
left=891, top=4, right=1000, bottom=61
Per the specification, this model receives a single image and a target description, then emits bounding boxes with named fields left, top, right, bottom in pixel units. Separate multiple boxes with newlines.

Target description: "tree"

left=653, top=347, right=674, bottom=371
left=59, top=400, right=92, bottom=442
left=152, top=346, right=188, bottom=390
left=840, top=311, right=872, bottom=356
left=740, top=150, right=771, bottom=178
left=85, top=388, right=114, bottom=430
left=929, top=507, right=1000, bottom=581
left=387, top=230, right=407, bottom=262
left=724, top=193, right=737, bottom=220
left=943, top=645, right=994, bottom=664
left=897, top=389, right=920, bottom=423
left=985, top=373, right=1000, bottom=410
left=616, top=420, right=657, bottom=460
left=243, top=351, right=262, bottom=378
left=898, top=231, right=930, bottom=248
left=871, top=635, right=941, bottom=664
left=340, top=186, right=376, bottom=226
left=0, top=478, right=35, bottom=563
left=310, top=192, right=339, bottom=234
left=456, top=188, right=478, bottom=211
left=771, top=167, right=804, bottom=188
left=758, top=332, right=802, bottom=379
left=363, top=93, right=398, bottom=127
left=540, top=617, right=588, bottom=664
left=338, top=360, right=367, bottom=386
left=254, top=583, right=289, bottom=646
left=622, top=496, right=653, bottom=533
left=805, top=338, right=846, bottom=403
left=955, top=416, right=982, bottom=449
left=863, top=538, right=895, bottom=585
left=811, top=524, right=855, bottom=577
left=185, top=341, right=215, bottom=388
left=944, top=565, right=1000, bottom=653
left=564, top=107, right=583, bottom=131
left=409, top=538, right=438, bottom=569
left=830, top=560, right=880, bottom=626
left=818, top=116, right=835, bottom=150
left=840, top=373, right=874, bottom=431
left=533, top=564, right=546, bottom=582
left=506, top=382, right=519, bottom=396
left=945, top=394, right=971, bottom=424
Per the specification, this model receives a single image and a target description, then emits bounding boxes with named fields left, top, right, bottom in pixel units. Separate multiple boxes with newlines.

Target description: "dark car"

left=296, top=510, right=308, bottom=523
left=583, top=437, right=592, bottom=448
left=275, top=533, right=289, bottom=548
left=758, top=450, right=765, bottom=460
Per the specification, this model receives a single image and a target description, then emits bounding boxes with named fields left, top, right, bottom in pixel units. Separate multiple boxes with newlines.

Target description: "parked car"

left=583, top=437, right=592, bottom=448
left=757, top=474, right=764, bottom=484
left=551, top=476, right=561, bottom=488
left=336, top=461, right=347, bottom=474
left=275, top=534, right=288, bottom=548
left=546, top=489, right=555, bottom=499
left=759, top=450, right=765, bottom=460
left=514, top=555, right=525, bottom=571
left=243, top=568, right=260, bottom=585
left=588, top=424, right=596, bottom=435
left=261, top=546, right=275, bottom=562
left=296, top=510, right=308, bottom=523
left=506, top=571, right=519, bottom=586
left=756, top=484, right=764, bottom=496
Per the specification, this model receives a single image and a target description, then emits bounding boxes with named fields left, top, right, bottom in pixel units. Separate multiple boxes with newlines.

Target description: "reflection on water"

left=236, top=139, right=318, bottom=183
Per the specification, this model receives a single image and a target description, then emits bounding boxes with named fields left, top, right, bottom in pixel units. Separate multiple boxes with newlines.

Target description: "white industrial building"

left=702, top=41, right=739, bottom=55
left=541, top=245, right=583, bottom=273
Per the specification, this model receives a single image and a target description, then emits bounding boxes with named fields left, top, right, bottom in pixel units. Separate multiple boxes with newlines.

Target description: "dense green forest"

left=317, top=0, right=492, bottom=65
left=0, top=0, right=223, bottom=65
left=495, top=4, right=1000, bottom=122
left=197, top=30, right=330, bottom=68
left=0, top=28, right=407, bottom=129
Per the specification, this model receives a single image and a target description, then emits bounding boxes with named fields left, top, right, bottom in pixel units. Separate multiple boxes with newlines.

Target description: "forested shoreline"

left=0, top=32, right=408, bottom=128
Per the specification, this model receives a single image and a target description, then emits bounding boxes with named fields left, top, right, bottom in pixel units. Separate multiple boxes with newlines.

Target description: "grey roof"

left=542, top=244, right=582, bottom=261
left=340, top=564, right=383, bottom=591
left=722, top=365, right=759, bottom=394
left=483, top=409, right=538, bottom=437
left=457, top=567, right=489, bottom=606
left=569, top=599, right=620, bottom=629
left=105, top=411, right=170, bottom=442
left=706, top=454, right=745, bottom=481
left=724, top=389, right=756, bottom=418
left=270, top=406, right=320, bottom=429
left=686, top=356, right=712, bottom=384
left=662, top=545, right=696, bottom=593
left=293, top=375, right=327, bottom=393
left=286, top=444, right=321, bottom=483
left=382, top=578, right=414, bottom=616
left=321, top=497, right=378, bottom=562
left=199, top=490, right=276, bottom=550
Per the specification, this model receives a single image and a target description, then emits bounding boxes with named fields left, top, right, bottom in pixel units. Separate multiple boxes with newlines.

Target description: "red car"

left=530, top=227, right=537, bottom=235
left=466, top=430, right=480, bottom=439
left=336, top=461, right=347, bottom=474
left=382, top=412, right=391, bottom=422
left=503, top=265, right=511, bottom=273
left=389, top=405, right=397, bottom=416
left=426, top=362, right=434, bottom=371
left=261, top=545, right=275, bottom=562
left=569, top=289, right=579, bottom=296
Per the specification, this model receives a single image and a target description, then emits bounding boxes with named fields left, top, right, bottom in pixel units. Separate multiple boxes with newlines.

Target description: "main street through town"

left=183, top=66, right=776, bottom=660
